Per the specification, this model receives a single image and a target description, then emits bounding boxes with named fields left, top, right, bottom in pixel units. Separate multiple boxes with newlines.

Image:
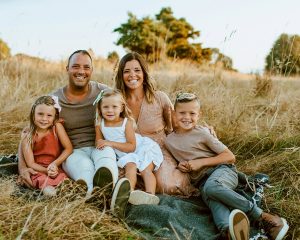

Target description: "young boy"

left=165, top=93, right=289, bottom=240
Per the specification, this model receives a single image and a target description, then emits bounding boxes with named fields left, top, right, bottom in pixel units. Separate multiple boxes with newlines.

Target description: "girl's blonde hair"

left=26, top=95, right=60, bottom=146
left=114, top=52, right=156, bottom=103
left=95, top=89, right=135, bottom=126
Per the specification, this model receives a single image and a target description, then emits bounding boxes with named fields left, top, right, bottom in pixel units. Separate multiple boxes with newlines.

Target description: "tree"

left=265, top=34, right=300, bottom=75
left=211, top=48, right=234, bottom=70
left=114, top=13, right=165, bottom=62
left=107, top=51, right=119, bottom=63
left=0, top=39, right=11, bottom=60
left=113, top=7, right=212, bottom=63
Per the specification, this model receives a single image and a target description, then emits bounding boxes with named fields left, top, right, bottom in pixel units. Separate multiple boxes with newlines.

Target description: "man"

left=18, top=50, right=130, bottom=218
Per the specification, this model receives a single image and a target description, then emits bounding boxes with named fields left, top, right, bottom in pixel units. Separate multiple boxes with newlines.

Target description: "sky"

left=0, top=0, right=299, bottom=73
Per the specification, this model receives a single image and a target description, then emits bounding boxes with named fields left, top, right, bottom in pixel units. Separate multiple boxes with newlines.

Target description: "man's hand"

left=17, top=168, right=37, bottom=188
left=96, top=139, right=112, bottom=150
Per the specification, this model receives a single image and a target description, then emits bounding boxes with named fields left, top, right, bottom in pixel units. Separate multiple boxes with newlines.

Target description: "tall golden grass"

left=0, top=55, right=299, bottom=239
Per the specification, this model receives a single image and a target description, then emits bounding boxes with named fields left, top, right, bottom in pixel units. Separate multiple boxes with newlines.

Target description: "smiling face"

left=122, top=59, right=144, bottom=90
left=174, top=100, right=200, bottom=133
left=34, top=104, right=56, bottom=132
left=66, top=53, right=93, bottom=90
left=100, top=95, right=124, bottom=123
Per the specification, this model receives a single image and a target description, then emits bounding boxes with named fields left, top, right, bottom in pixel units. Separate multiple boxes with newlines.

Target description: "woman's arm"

left=52, top=122, right=73, bottom=166
left=21, top=137, right=48, bottom=174
left=161, top=92, right=173, bottom=134
left=96, top=119, right=136, bottom=153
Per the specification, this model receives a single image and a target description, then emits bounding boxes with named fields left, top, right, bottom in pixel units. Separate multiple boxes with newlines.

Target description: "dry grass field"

left=0, top=55, right=299, bottom=239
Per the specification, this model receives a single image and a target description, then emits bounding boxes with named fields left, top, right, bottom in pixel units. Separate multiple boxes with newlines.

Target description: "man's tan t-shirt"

left=52, top=81, right=107, bottom=149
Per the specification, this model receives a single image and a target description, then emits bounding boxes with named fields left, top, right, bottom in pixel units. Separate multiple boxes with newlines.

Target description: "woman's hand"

left=204, top=123, right=217, bottom=138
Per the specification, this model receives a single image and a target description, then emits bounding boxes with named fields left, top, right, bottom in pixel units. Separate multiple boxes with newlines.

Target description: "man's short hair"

left=67, top=50, right=92, bottom=67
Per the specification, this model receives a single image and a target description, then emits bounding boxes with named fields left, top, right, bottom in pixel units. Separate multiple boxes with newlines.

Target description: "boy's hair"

left=94, top=89, right=135, bottom=126
left=114, top=52, right=156, bottom=103
left=67, top=50, right=93, bottom=67
left=27, top=95, right=60, bottom=146
left=174, top=92, right=201, bottom=109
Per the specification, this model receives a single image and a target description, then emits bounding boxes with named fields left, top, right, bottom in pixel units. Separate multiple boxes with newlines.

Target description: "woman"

left=114, top=52, right=197, bottom=196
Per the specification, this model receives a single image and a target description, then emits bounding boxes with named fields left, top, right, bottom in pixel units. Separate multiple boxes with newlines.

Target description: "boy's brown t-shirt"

left=165, top=126, right=227, bottom=185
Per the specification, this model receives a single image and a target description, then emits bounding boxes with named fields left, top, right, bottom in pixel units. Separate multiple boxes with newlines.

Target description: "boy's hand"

left=96, top=139, right=112, bottom=149
left=177, top=161, right=191, bottom=172
left=187, top=160, right=204, bottom=171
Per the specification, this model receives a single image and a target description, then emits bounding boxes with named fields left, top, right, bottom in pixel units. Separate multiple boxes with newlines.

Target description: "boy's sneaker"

left=110, top=178, right=131, bottom=219
left=260, top=213, right=289, bottom=240
left=229, top=209, right=250, bottom=240
left=128, top=190, right=160, bottom=205
left=93, top=167, right=113, bottom=194
left=42, top=186, right=57, bottom=197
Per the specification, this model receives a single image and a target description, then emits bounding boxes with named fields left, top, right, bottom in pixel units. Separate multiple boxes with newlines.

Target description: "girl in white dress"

left=93, top=89, right=163, bottom=205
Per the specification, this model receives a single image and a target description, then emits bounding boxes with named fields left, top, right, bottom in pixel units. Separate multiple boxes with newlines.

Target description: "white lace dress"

left=100, top=118, right=163, bottom=172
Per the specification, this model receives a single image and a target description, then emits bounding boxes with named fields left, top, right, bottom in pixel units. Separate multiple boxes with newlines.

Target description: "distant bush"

left=265, top=33, right=300, bottom=75
left=0, top=39, right=11, bottom=60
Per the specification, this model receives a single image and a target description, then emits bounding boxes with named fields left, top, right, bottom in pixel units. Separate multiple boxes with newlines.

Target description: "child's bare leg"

left=125, top=162, right=137, bottom=191
left=140, top=163, right=156, bottom=194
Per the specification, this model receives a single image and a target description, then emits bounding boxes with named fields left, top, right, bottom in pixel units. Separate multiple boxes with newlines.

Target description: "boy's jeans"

left=200, top=164, right=262, bottom=231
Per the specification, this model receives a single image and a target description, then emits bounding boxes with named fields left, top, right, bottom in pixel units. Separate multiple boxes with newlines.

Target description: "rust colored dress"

left=31, top=128, right=67, bottom=189
left=134, top=91, right=198, bottom=196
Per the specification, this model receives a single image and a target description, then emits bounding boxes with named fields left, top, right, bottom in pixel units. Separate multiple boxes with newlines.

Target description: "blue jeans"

left=62, top=147, right=118, bottom=193
left=200, top=164, right=262, bottom=231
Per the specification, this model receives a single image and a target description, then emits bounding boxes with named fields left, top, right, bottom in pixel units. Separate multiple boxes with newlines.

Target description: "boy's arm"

left=187, top=148, right=235, bottom=172
left=161, top=92, right=173, bottom=134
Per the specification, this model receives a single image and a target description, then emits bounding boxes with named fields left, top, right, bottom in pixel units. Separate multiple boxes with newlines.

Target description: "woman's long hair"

left=114, top=52, right=156, bottom=103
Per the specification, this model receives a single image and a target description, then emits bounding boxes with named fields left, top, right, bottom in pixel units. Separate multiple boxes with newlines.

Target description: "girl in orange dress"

left=21, top=95, right=73, bottom=196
